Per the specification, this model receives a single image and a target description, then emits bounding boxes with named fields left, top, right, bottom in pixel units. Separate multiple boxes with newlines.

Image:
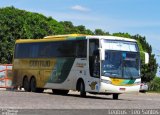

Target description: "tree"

left=59, top=21, right=75, bottom=34
left=94, top=29, right=109, bottom=35
left=112, top=32, right=131, bottom=38
left=60, top=21, right=94, bottom=34
left=0, top=6, right=64, bottom=63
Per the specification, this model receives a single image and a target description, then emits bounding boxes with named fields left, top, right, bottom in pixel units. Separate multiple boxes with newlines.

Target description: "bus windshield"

left=101, top=51, right=140, bottom=79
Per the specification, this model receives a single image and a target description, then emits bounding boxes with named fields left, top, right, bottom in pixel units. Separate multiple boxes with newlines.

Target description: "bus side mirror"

left=99, top=48, right=105, bottom=60
left=144, top=52, right=149, bottom=64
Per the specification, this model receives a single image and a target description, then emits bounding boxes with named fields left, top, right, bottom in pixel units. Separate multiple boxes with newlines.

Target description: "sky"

left=0, top=0, right=160, bottom=74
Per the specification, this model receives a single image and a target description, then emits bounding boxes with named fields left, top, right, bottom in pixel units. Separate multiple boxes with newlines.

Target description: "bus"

left=12, top=34, right=149, bottom=99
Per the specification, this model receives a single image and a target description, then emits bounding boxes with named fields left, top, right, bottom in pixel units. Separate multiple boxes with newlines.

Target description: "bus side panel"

left=12, top=58, right=57, bottom=88
left=44, top=58, right=75, bottom=89
left=44, top=58, right=91, bottom=90
left=44, top=57, right=100, bottom=92
left=12, top=69, right=23, bottom=87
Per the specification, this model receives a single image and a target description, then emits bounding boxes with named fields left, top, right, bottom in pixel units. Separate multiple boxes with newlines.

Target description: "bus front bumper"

left=99, top=82, right=140, bottom=94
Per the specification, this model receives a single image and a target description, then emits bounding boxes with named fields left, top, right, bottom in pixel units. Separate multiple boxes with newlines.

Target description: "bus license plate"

left=119, top=88, right=126, bottom=91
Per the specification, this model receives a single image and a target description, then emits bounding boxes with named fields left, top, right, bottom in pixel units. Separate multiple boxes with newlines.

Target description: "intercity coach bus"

left=12, top=34, right=149, bottom=99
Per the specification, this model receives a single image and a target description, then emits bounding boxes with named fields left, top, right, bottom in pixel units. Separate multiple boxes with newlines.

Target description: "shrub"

left=149, top=77, right=160, bottom=92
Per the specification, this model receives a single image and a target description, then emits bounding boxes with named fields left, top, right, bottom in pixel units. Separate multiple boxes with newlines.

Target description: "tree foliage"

left=60, top=21, right=94, bottom=35
left=94, top=29, right=109, bottom=35
left=0, top=6, right=64, bottom=63
left=0, top=7, right=158, bottom=83
left=112, top=32, right=131, bottom=38
left=149, top=77, right=160, bottom=92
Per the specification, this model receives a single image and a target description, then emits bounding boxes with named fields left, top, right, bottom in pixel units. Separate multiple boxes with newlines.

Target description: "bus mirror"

left=144, top=52, right=149, bottom=64
left=99, top=48, right=105, bottom=60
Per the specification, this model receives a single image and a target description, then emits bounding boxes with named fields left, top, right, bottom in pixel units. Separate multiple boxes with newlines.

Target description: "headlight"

left=101, top=79, right=112, bottom=84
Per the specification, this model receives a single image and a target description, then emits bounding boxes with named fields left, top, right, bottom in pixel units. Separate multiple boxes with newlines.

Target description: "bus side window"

left=30, top=44, right=39, bottom=58
left=89, top=39, right=100, bottom=78
left=76, top=40, right=87, bottom=58
left=15, top=44, right=30, bottom=58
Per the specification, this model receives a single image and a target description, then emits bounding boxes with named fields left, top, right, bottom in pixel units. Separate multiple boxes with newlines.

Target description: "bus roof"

left=87, top=36, right=136, bottom=42
left=16, top=34, right=136, bottom=43
left=44, top=34, right=87, bottom=39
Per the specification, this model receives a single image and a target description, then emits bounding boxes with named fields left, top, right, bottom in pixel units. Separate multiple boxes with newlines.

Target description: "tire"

left=52, top=89, right=69, bottom=95
left=79, top=81, right=86, bottom=97
left=30, top=77, right=44, bottom=93
left=113, top=94, right=119, bottom=100
left=30, top=77, right=37, bottom=92
left=23, top=77, right=31, bottom=92
left=139, top=90, right=146, bottom=93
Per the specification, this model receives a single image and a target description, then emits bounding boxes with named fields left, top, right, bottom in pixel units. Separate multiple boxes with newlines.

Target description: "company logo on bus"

left=76, top=63, right=86, bottom=68
left=29, top=60, right=50, bottom=67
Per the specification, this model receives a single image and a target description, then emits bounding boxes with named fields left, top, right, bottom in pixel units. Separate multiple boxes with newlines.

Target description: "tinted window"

left=76, top=40, right=87, bottom=57
left=14, top=40, right=87, bottom=58
left=15, top=44, right=31, bottom=58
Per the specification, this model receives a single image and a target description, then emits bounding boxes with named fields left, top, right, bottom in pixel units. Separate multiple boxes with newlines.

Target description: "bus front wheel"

left=79, top=81, right=86, bottom=97
left=113, top=93, right=119, bottom=100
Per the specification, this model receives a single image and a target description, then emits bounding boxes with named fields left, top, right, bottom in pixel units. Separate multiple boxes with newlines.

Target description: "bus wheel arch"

left=23, top=76, right=31, bottom=92
left=76, top=78, right=86, bottom=97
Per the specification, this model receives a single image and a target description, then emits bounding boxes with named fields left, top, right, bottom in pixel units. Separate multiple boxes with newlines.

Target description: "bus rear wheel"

left=30, top=77, right=37, bottom=92
left=23, top=77, right=31, bottom=92
left=113, top=93, right=119, bottom=100
left=30, top=77, right=44, bottom=93
left=52, top=89, right=69, bottom=95
left=79, top=81, right=86, bottom=97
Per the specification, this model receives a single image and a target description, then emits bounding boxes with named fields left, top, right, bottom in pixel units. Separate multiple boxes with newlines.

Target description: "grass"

left=147, top=90, right=160, bottom=93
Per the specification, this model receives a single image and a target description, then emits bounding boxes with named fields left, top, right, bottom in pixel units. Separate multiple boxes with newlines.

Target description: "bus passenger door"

left=85, top=61, right=100, bottom=92
left=85, top=39, right=100, bottom=92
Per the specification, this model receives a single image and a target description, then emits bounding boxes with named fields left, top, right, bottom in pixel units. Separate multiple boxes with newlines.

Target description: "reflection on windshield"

left=102, top=51, right=140, bottom=79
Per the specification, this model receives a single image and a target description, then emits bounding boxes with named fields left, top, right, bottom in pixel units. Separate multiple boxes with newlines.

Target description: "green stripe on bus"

left=127, top=79, right=135, bottom=84
left=67, top=37, right=86, bottom=40
left=48, top=58, right=75, bottom=83
left=122, top=79, right=135, bottom=85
